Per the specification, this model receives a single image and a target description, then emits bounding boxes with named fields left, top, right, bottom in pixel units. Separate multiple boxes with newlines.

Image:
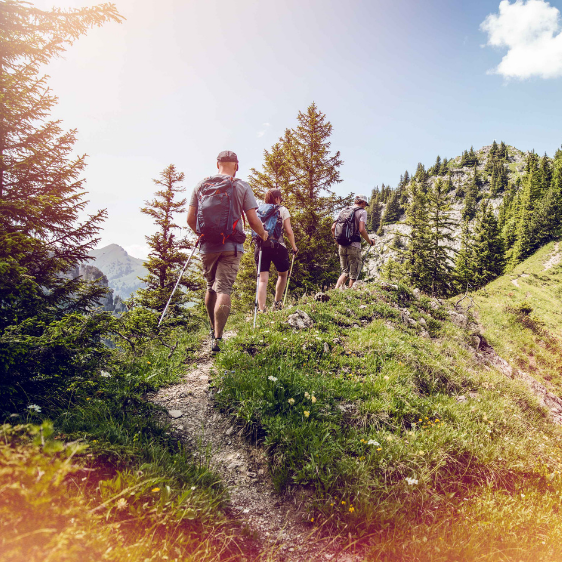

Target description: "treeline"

left=380, top=141, right=562, bottom=296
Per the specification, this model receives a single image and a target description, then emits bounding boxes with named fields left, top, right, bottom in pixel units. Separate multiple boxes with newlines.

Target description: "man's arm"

left=187, top=205, right=197, bottom=233
left=358, top=221, right=374, bottom=245
left=331, top=222, right=336, bottom=237
left=246, top=208, right=268, bottom=241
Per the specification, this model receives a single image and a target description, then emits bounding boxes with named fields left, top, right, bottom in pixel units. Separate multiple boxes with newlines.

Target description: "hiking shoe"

left=273, top=300, right=283, bottom=311
left=211, top=337, right=223, bottom=354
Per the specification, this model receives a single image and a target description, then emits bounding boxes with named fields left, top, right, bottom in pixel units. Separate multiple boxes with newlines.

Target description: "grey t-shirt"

left=351, top=206, right=368, bottom=249
left=189, top=174, right=258, bottom=254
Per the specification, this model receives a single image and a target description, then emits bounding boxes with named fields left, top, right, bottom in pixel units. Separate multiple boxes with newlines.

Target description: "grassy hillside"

left=4, top=256, right=562, bottom=561
left=214, top=280, right=562, bottom=560
left=473, top=239, right=562, bottom=396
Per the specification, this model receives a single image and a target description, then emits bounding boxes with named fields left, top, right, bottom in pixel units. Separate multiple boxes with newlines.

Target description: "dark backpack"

left=196, top=176, right=246, bottom=245
left=334, top=206, right=361, bottom=246
left=252, top=204, right=282, bottom=247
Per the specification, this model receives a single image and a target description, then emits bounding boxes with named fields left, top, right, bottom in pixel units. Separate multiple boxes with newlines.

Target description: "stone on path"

left=168, top=410, right=183, bottom=419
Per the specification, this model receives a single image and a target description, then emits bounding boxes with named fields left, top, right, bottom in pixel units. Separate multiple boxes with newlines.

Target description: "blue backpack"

left=196, top=176, right=246, bottom=245
left=252, top=204, right=282, bottom=247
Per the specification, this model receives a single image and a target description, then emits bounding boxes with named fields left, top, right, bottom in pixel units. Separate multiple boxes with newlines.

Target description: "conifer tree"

left=242, top=103, right=346, bottom=296
left=440, top=157, right=449, bottom=175
left=499, top=141, right=508, bottom=160
left=454, top=220, right=476, bottom=293
left=136, top=165, right=202, bottom=316
left=382, top=189, right=402, bottom=224
left=461, top=166, right=479, bottom=221
left=472, top=201, right=505, bottom=286
left=489, top=140, right=498, bottom=159
left=426, top=179, right=457, bottom=296
left=401, top=180, right=433, bottom=292
left=0, top=1, right=122, bottom=396
left=367, top=189, right=381, bottom=232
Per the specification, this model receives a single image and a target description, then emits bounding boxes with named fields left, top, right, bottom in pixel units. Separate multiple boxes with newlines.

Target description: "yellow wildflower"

left=377, top=447, right=382, bottom=451
left=304, top=411, right=310, bottom=418
left=311, top=396, right=317, bottom=404
left=151, top=487, right=160, bottom=492
left=349, top=506, right=355, bottom=513
left=288, top=398, right=295, bottom=405
left=310, top=517, right=314, bottom=522
left=341, top=500, right=346, bottom=505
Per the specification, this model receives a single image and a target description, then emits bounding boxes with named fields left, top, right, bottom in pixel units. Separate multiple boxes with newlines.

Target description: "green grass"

left=212, top=281, right=562, bottom=559
left=473, top=239, right=562, bottom=395
left=1, top=325, right=247, bottom=562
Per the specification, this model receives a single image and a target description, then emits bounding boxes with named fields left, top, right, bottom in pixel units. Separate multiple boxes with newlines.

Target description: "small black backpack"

left=196, top=176, right=246, bottom=245
left=334, top=206, right=361, bottom=246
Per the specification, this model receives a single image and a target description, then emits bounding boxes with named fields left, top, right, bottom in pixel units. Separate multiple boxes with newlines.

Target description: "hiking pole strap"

left=158, top=239, right=200, bottom=328
left=253, top=246, right=263, bottom=329
left=283, top=254, right=296, bottom=307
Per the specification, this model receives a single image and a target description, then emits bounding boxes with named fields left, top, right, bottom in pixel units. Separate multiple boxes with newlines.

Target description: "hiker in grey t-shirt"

left=332, top=194, right=374, bottom=289
left=187, top=151, right=268, bottom=353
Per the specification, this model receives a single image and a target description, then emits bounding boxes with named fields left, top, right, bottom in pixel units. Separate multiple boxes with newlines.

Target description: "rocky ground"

left=149, top=331, right=363, bottom=562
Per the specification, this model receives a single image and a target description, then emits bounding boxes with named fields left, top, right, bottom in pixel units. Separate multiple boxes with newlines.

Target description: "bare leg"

left=348, top=278, right=356, bottom=288
left=214, top=293, right=231, bottom=338
left=205, top=291, right=216, bottom=332
left=335, top=272, right=348, bottom=289
left=258, top=272, right=269, bottom=311
left=275, top=271, right=288, bottom=302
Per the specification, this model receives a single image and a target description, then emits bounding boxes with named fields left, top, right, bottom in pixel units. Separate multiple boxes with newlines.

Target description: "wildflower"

left=151, top=487, right=160, bottom=492
left=304, top=411, right=310, bottom=418
left=405, top=477, right=419, bottom=485
left=100, top=371, right=111, bottom=378
left=310, top=517, right=314, bottom=522
left=147, top=361, right=151, bottom=364
left=330, top=503, right=334, bottom=507
left=377, top=447, right=382, bottom=451
left=341, top=500, right=346, bottom=505
left=367, top=440, right=380, bottom=446
left=304, top=392, right=311, bottom=399
left=268, top=376, right=278, bottom=382
left=349, top=506, right=355, bottom=513
left=384, top=375, right=390, bottom=380
left=419, top=418, right=423, bottom=422
left=116, top=498, right=128, bottom=510
left=386, top=436, right=393, bottom=441
left=311, top=396, right=317, bottom=404
left=191, top=486, right=196, bottom=490
left=360, top=439, right=365, bottom=443
left=27, top=404, right=41, bottom=413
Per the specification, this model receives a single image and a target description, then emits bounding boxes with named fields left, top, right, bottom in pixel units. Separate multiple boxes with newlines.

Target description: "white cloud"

left=481, top=0, right=562, bottom=79
left=257, top=122, right=271, bottom=138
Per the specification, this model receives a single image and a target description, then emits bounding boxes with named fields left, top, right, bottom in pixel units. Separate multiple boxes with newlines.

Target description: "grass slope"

left=473, top=239, right=562, bottom=397
left=213, top=281, right=562, bottom=560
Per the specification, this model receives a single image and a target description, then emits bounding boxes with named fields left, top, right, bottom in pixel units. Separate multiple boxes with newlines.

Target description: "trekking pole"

left=253, top=240, right=263, bottom=329
left=283, top=252, right=296, bottom=307
left=158, top=238, right=200, bottom=328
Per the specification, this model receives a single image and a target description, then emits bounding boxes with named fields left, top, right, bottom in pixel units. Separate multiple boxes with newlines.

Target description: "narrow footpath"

left=149, top=333, right=362, bottom=562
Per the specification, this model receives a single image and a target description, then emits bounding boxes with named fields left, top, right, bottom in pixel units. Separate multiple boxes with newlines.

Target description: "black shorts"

left=254, top=243, right=290, bottom=273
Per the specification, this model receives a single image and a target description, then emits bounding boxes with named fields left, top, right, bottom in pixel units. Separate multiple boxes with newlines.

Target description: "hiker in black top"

left=255, top=189, right=298, bottom=312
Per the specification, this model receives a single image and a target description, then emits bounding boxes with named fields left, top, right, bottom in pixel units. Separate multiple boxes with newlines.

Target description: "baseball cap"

left=217, top=150, right=239, bottom=163
left=356, top=194, right=370, bottom=206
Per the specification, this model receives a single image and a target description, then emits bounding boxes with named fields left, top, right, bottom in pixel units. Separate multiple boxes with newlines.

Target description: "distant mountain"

left=87, top=244, right=147, bottom=299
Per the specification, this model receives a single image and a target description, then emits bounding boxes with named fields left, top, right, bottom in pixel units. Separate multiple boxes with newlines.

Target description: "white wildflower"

left=405, top=477, right=419, bottom=485
left=268, top=376, right=278, bottom=382
left=367, top=440, right=380, bottom=446
left=288, top=398, right=295, bottom=405
left=304, top=392, right=311, bottom=399
left=27, top=404, right=41, bottom=413
left=100, top=371, right=111, bottom=378
left=311, top=396, right=317, bottom=404
left=116, top=498, right=127, bottom=510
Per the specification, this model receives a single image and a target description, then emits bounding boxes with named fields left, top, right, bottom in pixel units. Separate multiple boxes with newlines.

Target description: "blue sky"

left=33, top=0, right=562, bottom=258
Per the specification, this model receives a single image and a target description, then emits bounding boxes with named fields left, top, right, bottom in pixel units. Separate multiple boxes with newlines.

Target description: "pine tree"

left=468, top=146, right=478, bottom=166
left=499, top=141, right=508, bottom=160
left=401, top=180, right=433, bottom=292
left=367, top=189, right=381, bottom=232
left=472, top=201, right=505, bottom=287
left=426, top=179, right=457, bottom=296
left=489, top=140, right=498, bottom=159
left=382, top=189, right=402, bottom=224
left=440, top=157, right=449, bottom=175
left=454, top=220, right=476, bottom=293
left=0, top=1, right=122, bottom=396
left=510, top=175, right=535, bottom=267
left=243, top=103, right=346, bottom=296
left=136, top=165, right=202, bottom=316
left=461, top=166, right=479, bottom=221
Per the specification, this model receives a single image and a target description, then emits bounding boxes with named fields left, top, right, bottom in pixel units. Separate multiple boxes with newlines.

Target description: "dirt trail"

left=149, top=334, right=360, bottom=562
left=543, top=242, right=561, bottom=271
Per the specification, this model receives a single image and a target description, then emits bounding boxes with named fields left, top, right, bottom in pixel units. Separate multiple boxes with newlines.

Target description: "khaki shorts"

left=201, top=251, right=242, bottom=295
left=338, top=245, right=362, bottom=280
